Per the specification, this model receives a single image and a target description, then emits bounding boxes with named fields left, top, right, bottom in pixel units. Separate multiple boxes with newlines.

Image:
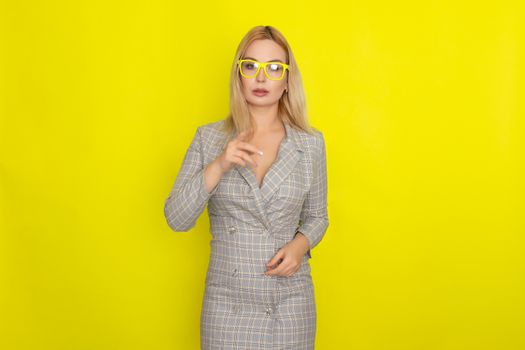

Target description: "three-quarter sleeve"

left=296, top=132, right=329, bottom=257
left=164, top=126, right=219, bottom=231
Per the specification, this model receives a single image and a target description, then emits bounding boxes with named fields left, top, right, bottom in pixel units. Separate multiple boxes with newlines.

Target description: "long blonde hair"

left=221, top=25, right=315, bottom=142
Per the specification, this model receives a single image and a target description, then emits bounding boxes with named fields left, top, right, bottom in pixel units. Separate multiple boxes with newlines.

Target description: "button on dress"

left=164, top=120, right=329, bottom=349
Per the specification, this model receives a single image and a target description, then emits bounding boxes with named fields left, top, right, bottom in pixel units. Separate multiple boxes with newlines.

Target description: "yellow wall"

left=1, top=1, right=524, bottom=349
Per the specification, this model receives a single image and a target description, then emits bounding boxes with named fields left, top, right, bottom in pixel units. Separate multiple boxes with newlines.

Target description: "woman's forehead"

left=244, top=40, right=286, bottom=62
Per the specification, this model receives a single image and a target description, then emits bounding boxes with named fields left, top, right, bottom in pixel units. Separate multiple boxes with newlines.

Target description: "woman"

left=164, top=25, right=329, bottom=349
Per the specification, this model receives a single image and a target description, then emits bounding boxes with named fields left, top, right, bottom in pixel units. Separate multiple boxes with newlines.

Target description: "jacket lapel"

left=235, top=122, right=304, bottom=229
left=235, top=164, right=270, bottom=228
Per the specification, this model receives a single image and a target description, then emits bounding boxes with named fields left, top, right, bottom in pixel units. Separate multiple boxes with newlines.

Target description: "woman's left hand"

left=264, top=233, right=309, bottom=277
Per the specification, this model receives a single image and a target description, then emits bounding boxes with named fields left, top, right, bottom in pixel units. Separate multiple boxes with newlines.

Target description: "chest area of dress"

left=249, top=134, right=283, bottom=187
left=207, top=152, right=312, bottom=216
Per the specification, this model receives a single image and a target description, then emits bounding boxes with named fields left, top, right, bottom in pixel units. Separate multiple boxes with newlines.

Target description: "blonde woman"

left=164, top=25, right=329, bottom=349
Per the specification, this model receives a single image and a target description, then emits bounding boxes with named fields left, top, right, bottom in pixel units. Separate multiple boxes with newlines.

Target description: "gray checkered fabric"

left=164, top=119, right=329, bottom=349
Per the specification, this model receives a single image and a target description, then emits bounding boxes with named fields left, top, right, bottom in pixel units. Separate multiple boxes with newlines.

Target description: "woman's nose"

left=256, top=67, right=266, bottom=81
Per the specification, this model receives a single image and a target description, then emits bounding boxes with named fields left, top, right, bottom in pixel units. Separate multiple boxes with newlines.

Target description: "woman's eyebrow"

left=243, top=56, right=284, bottom=63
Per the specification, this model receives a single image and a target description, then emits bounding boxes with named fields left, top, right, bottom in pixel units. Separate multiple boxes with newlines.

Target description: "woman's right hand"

left=216, top=130, right=264, bottom=173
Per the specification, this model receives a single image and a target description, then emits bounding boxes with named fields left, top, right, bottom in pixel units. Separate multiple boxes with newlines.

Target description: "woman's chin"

left=246, top=98, right=278, bottom=107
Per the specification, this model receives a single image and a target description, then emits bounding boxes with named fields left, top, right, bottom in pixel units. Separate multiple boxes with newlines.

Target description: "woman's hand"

left=264, top=233, right=310, bottom=277
left=216, top=130, right=264, bottom=173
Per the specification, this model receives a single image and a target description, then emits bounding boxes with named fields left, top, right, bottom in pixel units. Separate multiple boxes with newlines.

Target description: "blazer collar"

left=235, top=122, right=305, bottom=229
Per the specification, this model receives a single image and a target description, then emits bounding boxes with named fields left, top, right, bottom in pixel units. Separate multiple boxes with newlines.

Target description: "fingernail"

left=258, top=150, right=263, bottom=155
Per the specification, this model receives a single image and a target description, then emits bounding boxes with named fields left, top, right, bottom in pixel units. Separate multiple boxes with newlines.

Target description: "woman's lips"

left=252, top=89, right=269, bottom=96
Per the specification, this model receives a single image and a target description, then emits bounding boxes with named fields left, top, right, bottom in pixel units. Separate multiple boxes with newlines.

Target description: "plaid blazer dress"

left=164, top=119, right=329, bottom=349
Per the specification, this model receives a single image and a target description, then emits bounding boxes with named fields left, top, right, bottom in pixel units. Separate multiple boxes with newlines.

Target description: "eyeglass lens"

left=240, top=61, right=285, bottom=79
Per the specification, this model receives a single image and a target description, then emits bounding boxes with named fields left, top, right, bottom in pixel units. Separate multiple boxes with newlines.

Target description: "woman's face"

left=239, top=39, right=288, bottom=108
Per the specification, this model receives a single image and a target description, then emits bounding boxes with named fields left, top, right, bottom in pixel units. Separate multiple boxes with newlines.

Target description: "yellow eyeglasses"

left=237, top=59, right=290, bottom=81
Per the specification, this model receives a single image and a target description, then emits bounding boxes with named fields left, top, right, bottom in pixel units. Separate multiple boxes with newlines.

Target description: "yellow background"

left=1, top=1, right=524, bottom=349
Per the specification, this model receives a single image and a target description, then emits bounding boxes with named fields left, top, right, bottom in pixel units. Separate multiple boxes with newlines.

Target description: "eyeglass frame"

left=237, top=59, right=290, bottom=80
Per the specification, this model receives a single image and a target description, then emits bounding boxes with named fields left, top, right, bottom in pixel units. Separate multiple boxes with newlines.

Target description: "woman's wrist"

left=209, top=157, right=226, bottom=176
left=293, top=231, right=310, bottom=255
left=203, top=159, right=226, bottom=194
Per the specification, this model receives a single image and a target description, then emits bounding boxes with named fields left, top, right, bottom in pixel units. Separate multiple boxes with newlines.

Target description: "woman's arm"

left=164, top=126, right=222, bottom=231
left=295, top=132, right=329, bottom=257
